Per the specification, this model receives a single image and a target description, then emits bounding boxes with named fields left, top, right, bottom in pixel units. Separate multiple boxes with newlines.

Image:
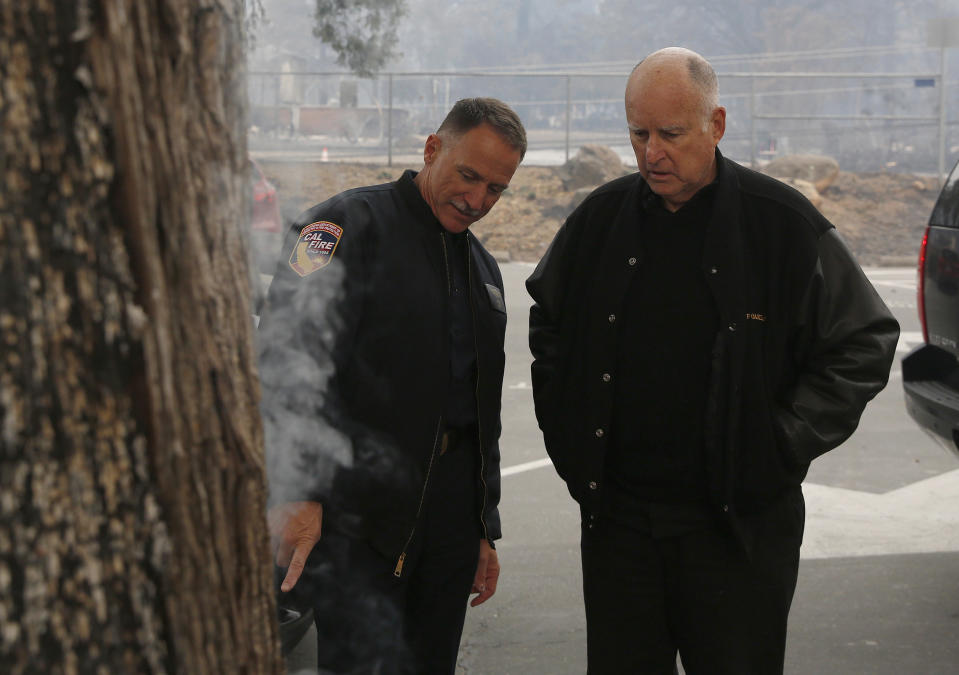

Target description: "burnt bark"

left=0, top=1, right=282, bottom=672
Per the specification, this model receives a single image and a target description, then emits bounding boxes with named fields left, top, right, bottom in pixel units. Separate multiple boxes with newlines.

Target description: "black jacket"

left=527, top=152, right=899, bottom=551
left=258, top=170, right=505, bottom=569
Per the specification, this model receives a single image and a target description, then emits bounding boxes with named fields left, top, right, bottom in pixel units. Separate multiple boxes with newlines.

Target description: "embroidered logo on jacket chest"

left=289, top=221, right=343, bottom=277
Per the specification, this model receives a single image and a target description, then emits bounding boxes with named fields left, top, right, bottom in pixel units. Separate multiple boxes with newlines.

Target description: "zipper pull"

left=394, top=553, right=406, bottom=577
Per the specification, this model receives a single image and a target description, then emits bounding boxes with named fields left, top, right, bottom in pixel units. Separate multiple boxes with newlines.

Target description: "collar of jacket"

left=590, top=149, right=746, bottom=327
left=636, top=165, right=718, bottom=214
left=396, top=169, right=456, bottom=235
left=702, top=149, right=747, bottom=335
left=395, top=168, right=472, bottom=281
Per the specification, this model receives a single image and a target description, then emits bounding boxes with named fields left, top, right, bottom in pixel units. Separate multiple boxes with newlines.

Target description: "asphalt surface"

left=286, top=265, right=959, bottom=674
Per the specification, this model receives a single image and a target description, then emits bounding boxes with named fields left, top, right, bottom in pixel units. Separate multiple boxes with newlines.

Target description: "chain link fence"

left=248, top=67, right=957, bottom=176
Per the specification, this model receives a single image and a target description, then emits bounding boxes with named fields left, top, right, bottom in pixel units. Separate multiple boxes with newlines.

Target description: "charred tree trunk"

left=0, top=1, right=282, bottom=672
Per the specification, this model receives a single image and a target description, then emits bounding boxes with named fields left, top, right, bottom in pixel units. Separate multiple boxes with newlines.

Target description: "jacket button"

left=710, top=266, right=718, bottom=274
left=722, top=504, right=729, bottom=512
left=602, top=373, right=611, bottom=382
left=608, top=314, right=616, bottom=323
left=594, top=428, right=605, bottom=438
left=589, top=481, right=598, bottom=490
left=728, top=322, right=737, bottom=332
left=628, top=257, right=637, bottom=266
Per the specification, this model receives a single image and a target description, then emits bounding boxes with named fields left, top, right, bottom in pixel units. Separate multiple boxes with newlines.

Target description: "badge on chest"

left=289, top=221, right=343, bottom=277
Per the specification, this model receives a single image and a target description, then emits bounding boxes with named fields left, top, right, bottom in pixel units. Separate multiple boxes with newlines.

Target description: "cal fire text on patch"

left=289, top=221, right=343, bottom=276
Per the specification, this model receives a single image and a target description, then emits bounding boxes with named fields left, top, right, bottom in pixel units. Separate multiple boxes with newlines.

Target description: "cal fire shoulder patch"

left=289, top=221, right=343, bottom=277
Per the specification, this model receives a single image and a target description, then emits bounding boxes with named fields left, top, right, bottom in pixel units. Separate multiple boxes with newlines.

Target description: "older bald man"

left=527, top=48, right=898, bottom=674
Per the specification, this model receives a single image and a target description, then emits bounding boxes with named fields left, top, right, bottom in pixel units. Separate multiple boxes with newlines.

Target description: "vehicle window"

left=930, top=159, right=959, bottom=229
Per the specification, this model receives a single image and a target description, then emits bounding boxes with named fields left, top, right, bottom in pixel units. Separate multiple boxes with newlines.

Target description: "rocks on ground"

left=557, top=144, right=631, bottom=191
left=763, top=154, right=840, bottom=192
left=260, top=152, right=937, bottom=267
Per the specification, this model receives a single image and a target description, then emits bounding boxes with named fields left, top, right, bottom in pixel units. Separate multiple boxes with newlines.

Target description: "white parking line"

left=503, top=455, right=959, bottom=559
left=502, top=457, right=553, bottom=477
left=897, top=331, right=925, bottom=352
left=873, top=280, right=918, bottom=290
left=864, top=267, right=914, bottom=276
left=802, top=469, right=959, bottom=559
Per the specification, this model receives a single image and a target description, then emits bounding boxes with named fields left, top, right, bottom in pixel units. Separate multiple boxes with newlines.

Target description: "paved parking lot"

left=456, top=265, right=959, bottom=675
left=286, top=265, right=959, bottom=674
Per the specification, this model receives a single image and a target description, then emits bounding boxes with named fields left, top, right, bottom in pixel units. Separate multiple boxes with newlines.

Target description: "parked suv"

left=902, top=158, right=959, bottom=459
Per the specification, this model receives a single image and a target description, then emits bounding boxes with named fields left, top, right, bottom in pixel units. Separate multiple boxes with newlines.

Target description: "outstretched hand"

left=268, top=501, right=323, bottom=592
left=470, top=539, right=500, bottom=607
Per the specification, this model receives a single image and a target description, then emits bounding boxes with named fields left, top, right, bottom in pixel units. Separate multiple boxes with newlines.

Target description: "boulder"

left=763, top=154, right=840, bottom=192
left=779, top=177, right=823, bottom=209
left=558, top=144, right=628, bottom=191
left=541, top=187, right=600, bottom=221
left=568, top=186, right=596, bottom=213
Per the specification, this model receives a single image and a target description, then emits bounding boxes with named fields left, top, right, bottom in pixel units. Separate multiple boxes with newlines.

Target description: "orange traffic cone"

left=321, top=147, right=329, bottom=162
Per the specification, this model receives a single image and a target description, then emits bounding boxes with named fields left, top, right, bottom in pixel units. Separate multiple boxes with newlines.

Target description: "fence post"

left=565, top=75, right=572, bottom=163
left=939, top=48, right=947, bottom=185
left=749, top=75, right=756, bottom=168
left=388, top=73, right=394, bottom=168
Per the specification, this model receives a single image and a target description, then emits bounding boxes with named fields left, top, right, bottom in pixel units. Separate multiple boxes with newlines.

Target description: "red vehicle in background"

left=249, top=156, right=284, bottom=274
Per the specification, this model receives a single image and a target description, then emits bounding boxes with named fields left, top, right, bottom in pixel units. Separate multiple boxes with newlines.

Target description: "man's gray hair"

left=686, top=55, right=720, bottom=119
left=437, top=97, right=528, bottom=160
left=631, top=48, right=720, bottom=130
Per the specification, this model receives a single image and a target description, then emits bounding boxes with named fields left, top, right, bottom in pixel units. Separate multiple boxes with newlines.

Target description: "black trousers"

left=290, top=435, right=481, bottom=675
left=580, top=498, right=803, bottom=675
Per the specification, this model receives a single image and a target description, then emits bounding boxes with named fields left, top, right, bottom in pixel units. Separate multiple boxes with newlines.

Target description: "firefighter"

left=259, top=98, right=526, bottom=674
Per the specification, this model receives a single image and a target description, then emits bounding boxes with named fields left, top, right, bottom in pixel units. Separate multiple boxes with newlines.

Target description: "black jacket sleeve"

left=257, top=201, right=372, bottom=508
left=775, top=229, right=900, bottom=463
left=526, top=217, right=577, bottom=434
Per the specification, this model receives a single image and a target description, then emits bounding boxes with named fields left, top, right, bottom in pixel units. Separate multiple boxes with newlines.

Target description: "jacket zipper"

left=394, top=416, right=443, bottom=577
left=440, top=231, right=453, bottom=293
left=394, top=233, right=454, bottom=577
left=466, top=235, right=491, bottom=545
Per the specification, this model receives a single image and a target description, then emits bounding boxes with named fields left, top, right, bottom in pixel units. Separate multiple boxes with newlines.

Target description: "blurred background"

left=247, top=0, right=959, bottom=174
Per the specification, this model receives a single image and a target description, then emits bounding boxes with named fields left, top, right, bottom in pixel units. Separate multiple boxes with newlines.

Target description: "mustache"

left=451, top=200, right=482, bottom=218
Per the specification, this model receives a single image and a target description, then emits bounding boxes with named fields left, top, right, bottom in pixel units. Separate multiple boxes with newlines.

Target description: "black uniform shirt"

left=443, top=229, right=478, bottom=429
left=394, top=172, right=479, bottom=429
left=602, top=177, right=720, bottom=537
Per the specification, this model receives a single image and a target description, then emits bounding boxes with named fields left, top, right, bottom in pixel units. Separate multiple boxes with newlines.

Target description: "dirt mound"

left=259, top=159, right=938, bottom=267
left=763, top=154, right=840, bottom=192
left=819, top=171, right=937, bottom=266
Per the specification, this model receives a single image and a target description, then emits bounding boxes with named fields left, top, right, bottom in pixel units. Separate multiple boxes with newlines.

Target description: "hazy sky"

left=254, top=0, right=955, bottom=73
